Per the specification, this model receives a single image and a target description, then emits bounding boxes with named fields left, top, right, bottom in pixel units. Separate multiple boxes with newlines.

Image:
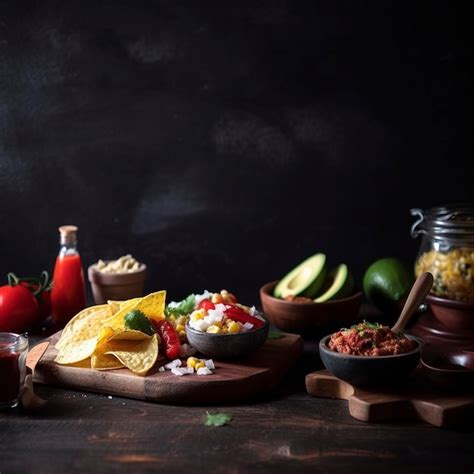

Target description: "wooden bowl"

left=421, top=343, right=474, bottom=388
left=426, top=294, right=474, bottom=331
left=259, top=281, right=363, bottom=335
left=88, top=264, right=147, bottom=305
left=185, top=320, right=269, bottom=359
left=319, top=334, right=423, bottom=386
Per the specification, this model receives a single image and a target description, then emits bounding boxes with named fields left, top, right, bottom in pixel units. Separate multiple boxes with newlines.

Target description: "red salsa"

left=328, top=321, right=417, bottom=356
left=0, top=344, right=21, bottom=404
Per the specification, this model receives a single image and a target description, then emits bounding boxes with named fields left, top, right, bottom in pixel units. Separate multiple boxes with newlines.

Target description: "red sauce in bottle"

left=51, top=226, right=86, bottom=324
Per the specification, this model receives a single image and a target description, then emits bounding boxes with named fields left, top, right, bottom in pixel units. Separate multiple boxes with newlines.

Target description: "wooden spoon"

left=391, top=272, right=433, bottom=333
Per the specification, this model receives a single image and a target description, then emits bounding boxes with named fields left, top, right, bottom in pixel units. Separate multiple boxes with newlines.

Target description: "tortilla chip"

left=105, top=291, right=166, bottom=329
left=105, top=334, right=158, bottom=376
left=107, top=300, right=121, bottom=314
left=95, top=330, right=152, bottom=355
left=91, top=353, right=124, bottom=370
left=56, top=305, right=112, bottom=351
left=54, top=337, right=98, bottom=365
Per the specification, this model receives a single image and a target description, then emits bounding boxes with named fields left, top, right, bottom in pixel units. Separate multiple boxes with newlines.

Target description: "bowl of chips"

left=88, top=255, right=147, bottom=305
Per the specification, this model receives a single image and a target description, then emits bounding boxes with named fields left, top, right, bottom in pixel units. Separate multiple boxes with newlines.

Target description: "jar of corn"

left=411, top=204, right=474, bottom=301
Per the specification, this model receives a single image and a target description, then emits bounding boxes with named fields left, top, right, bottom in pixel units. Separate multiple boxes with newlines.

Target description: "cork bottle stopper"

left=59, top=225, right=78, bottom=245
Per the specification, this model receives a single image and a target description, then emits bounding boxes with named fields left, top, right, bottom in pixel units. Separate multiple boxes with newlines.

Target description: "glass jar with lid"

left=411, top=204, right=474, bottom=301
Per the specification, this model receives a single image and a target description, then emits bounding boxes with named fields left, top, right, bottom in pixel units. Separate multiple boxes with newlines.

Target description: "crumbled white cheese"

left=171, top=367, right=194, bottom=376
left=250, top=307, right=265, bottom=321
left=164, top=359, right=182, bottom=370
left=189, top=318, right=210, bottom=332
left=196, top=367, right=213, bottom=375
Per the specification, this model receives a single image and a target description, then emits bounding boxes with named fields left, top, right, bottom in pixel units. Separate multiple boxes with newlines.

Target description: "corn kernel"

left=175, top=324, right=185, bottom=333
left=191, top=309, right=205, bottom=321
left=179, top=329, right=186, bottom=337
left=207, top=325, right=222, bottom=334
left=220, top=290, right=230, bottom=302
left=187, top=357, right=198, bottom=369
left=228, top=321, right=240, bottom=333
left=195, top=361, right=206, bottom=370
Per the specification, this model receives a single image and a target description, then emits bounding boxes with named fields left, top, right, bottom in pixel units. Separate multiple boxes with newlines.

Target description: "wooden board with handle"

left=305, top=369, right=474, bottom=427
left=31, top=331, right=303, bottom=404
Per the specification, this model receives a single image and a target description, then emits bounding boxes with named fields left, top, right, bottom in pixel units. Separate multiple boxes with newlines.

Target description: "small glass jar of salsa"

left=0, top=333, right=28, bottom=409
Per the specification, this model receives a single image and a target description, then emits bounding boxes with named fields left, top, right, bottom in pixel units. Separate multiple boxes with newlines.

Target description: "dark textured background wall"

left=0, top=1, right=470, bottom=302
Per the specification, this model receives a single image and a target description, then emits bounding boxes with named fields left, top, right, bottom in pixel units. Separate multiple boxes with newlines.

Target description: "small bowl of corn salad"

left=185, top=301, right=269, bottom=359
left=185, top=320, right=269, bottom=359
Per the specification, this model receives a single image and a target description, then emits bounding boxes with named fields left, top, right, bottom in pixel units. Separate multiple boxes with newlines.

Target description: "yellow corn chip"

left=105, top=334, right=158, bottom=376
left=54, top=337, right=98, bottom=364
left=107, top=300, right=121, bottom=314
left=94, top=330, right=151, bottom=356
left=91, top=353, right=124, bottom=370
left=56, top=305, right=112, bottom=351
left=104, top=291, right=166, bottom=329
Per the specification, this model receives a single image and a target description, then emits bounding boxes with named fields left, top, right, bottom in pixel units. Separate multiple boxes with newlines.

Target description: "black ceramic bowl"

left=185, top=319, right=270, bottom=359
left=319, top=334, right=423, bottom=386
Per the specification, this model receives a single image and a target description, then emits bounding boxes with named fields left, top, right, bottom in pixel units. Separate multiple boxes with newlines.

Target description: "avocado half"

left=274, top=253, right=327, bottom=299
left=314, top=264, right=354, bottom=302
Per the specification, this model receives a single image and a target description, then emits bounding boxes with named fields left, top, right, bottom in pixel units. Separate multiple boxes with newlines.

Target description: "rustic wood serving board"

left=306, top=369, right=474, bottom=427
left=31, top=331, right=303, bottom=404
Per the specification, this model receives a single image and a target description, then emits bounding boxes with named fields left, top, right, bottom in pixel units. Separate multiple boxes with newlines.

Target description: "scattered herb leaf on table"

left=205, top=412, right=232, bottom=427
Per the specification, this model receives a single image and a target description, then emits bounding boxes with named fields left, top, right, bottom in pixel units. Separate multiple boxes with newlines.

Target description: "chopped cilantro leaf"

left=205, top=412, right=232, bottom=427
left=124, top=310, right=155, bottom=335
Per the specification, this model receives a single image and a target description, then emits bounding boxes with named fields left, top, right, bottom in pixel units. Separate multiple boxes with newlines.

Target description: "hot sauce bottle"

left=51, top=225, right=86, bottom=325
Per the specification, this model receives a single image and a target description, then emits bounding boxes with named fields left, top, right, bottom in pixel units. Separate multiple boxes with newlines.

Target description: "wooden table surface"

left=1, top=336, right=473, bottom=474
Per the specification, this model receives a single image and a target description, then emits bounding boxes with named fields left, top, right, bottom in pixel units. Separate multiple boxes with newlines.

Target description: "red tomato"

left=152, top=319, right=181, bottom=360
left=197, top=299, right=215, bottom=311
left=0, top=284, right=39, bottom=333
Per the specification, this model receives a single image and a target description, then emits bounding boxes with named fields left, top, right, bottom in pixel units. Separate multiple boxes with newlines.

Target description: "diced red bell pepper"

left=224, top=306, right=264, bottom=329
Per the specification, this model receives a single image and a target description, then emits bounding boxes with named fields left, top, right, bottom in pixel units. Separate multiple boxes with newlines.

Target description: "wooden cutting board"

left=31, top=331, right=303, bottom=404
left=306, top=369, right=474, bottom=427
